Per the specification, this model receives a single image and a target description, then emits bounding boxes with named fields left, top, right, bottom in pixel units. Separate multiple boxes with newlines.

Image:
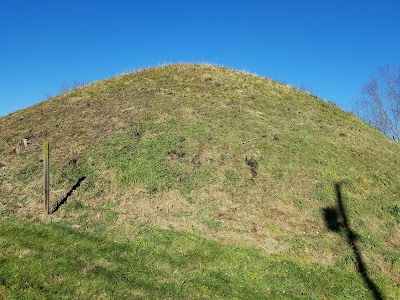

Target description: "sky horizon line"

left=1, top=1, right=399, bottom=117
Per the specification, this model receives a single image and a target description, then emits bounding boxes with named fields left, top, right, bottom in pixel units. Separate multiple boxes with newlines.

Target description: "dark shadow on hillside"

left=322, top=183, right=384, bottom=300
left=51, top=176, right=86, bottom=214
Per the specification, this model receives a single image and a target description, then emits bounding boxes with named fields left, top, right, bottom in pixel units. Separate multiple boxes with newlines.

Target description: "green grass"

left=1, top=217, right=396, bottom=300
left=388, top=204, right=400, bottom=220
left=100, top=120, right=217, bottom=194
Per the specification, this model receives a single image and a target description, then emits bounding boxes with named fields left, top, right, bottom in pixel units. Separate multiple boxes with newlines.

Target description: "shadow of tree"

left=322, top=182, right=385, bottom=300
left=51, top=176, right=86, bottom=213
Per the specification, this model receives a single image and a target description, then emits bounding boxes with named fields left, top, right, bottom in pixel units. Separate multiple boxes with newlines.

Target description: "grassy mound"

left=1, top=64, right=399, bottom=298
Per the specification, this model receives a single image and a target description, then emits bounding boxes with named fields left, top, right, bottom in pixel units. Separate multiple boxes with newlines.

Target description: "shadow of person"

left=322, top=182, right=384, bottom=300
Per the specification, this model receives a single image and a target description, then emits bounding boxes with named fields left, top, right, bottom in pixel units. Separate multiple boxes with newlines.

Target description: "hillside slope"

left=1, top=64, right=399, bottom=298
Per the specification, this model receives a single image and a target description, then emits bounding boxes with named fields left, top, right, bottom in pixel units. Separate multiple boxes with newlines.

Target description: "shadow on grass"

left=51, top=176, right=86, bottom=213
left=322, top=182, right=384, bottom=300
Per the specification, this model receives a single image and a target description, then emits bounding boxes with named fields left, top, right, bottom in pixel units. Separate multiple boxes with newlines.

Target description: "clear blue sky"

left=1, top=0, right=399, bottom=117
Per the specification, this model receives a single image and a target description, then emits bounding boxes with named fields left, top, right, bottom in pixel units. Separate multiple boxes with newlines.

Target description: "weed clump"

left=245, top=156, right=258, bottom=180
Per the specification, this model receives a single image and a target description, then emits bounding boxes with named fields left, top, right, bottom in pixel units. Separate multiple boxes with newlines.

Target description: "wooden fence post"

left=43, top=140, right=50, bottom=214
